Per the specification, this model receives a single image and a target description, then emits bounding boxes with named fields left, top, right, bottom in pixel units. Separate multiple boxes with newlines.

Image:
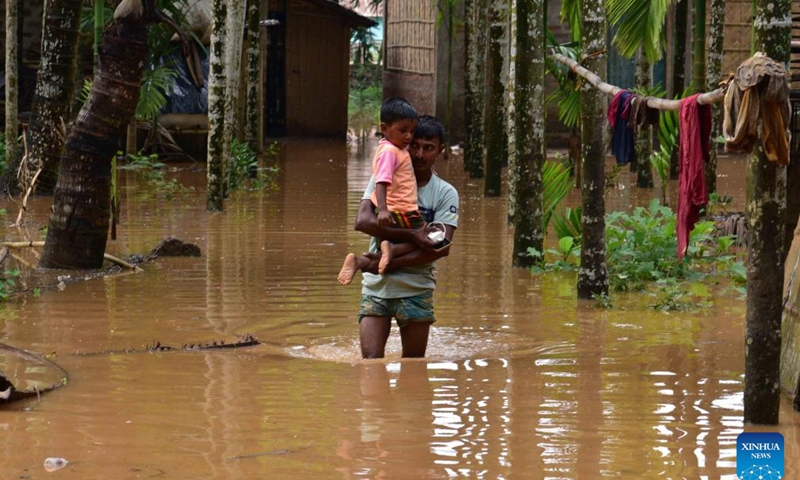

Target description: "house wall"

left=383, top=0, right=437, bottom=118
left=0, top=0, right=44, bottom=63
left=285, top=5, right=350, bottom=137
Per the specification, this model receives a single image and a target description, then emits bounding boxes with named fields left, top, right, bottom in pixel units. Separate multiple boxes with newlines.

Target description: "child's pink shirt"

left=370, top=138, right=418, bottom=212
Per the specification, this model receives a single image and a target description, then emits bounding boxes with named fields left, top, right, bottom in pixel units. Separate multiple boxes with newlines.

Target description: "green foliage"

left=560, top=0, right=583, bottom=43
left=348, top=84, right=382, bottom=132
left=552, top=206, right=582, bottom=246
left=136, top=65, right=178, bottom=121
left=0, top=270, right=21, bottom=301
left=649, top=107, right=678, bottom=204
left=229, top=141, right=282, bottom=192
left=543, top=158, right=573, bottom=236
left=120, top=153, right=190, bottom=200
left=535, top=200, right=745, bottom=305
left=544, top=35, right=582, bottom=129
left=607, top=0, right=674, bottom=61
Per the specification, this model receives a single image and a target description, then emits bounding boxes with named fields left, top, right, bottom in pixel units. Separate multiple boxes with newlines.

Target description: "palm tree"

left=39, top=0, right=177, bottom=269
left=26, top=0, right=83, bottom=195
left=745, top=0, right=791, bottom=426
left=5, top=0, right=19, bottom=173
left=484, top=0, right=508, bottom=197
left=464, top=0, right=487, bottom=179
left=245, top=0, right=263, bottom=157
left=207, top=0, right=228, bottom=211
left=511, top=0, right=545, bottom=268
left=705, top=0, right=725, bottom=195
left=577, top=0, right=609, bottom=298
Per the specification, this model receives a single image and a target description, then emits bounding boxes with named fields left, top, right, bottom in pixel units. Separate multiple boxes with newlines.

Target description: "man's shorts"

left=358, top=291, right=435, bottom=328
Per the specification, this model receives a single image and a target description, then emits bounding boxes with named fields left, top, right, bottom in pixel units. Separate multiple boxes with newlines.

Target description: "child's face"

left=380, top=119, right=417, bottom=149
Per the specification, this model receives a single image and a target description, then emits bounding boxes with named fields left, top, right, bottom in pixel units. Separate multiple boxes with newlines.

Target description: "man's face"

left=409, top=137, right=444, bottom=173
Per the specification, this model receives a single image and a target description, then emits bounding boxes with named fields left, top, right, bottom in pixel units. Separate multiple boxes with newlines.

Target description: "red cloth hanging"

left=677, top=93, right=712, bottom=260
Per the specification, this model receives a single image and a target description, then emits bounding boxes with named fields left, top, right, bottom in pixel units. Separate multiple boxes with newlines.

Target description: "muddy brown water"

left=0, top=140, right=798, bottom=479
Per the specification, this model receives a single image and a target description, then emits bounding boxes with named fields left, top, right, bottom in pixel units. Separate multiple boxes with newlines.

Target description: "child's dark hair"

left=380, top=97, right=418, bottom=124
left=414, top=115, right=446, bottom=144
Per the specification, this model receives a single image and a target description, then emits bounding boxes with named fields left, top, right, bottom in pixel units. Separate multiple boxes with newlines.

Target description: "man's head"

left=410, top=115, right=446, bottom=173
left=380, top=98, right=418, bottom=149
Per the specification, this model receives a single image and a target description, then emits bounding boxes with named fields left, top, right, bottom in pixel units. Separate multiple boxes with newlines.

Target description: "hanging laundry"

left=608, top=90, right=635, bottom=166
left=629, top=96, right=661, bottom=130
left=722, top=52, right=790, bottom=165
left=677, top=93, right=712, bottom=260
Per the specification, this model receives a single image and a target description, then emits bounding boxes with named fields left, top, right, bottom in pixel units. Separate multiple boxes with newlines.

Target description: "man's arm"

left=355, top=199, right=432, bottom=247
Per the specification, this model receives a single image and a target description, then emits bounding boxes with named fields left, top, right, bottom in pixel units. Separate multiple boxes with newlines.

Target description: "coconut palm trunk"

left=506, top=0, right=517, bottom=222
left=705, top=0, right=724, bottom=195
left=39, top=0, right=158, bottom=269
left=577, top=0, right=609, bottom=298
left=691, top=0, right=706, bottom=93
left=511, top=0, right=545, bottom=268
left=745, top=0, right=790, bottom=426
left=223, top=0, right=247, bottom=189
left=484, top=0, right=508, bottom=197
left=244, top=0, right=263, bottom=156
left=26, top=0, right=83, bottom=195
left=464, top=0, right=487, bottom=179
left=5, top=0, right=19, bottom=170
left=207, top=0, right=228, bottom=211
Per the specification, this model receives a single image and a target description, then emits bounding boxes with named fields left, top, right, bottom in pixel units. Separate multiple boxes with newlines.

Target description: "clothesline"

left=548, top=52, right=727, bottom=111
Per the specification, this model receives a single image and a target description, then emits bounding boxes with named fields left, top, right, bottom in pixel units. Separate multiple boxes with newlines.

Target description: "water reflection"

left=0, top=140, right=795, bottom=478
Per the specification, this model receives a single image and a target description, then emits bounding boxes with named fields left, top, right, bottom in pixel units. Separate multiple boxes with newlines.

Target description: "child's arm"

left=373, top=148, right=398, bottom=227
left=374, top=182, right=395, bottom=226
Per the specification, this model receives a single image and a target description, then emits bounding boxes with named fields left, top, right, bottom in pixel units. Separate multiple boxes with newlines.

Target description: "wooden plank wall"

left=285, top=5, right=350, bottom=136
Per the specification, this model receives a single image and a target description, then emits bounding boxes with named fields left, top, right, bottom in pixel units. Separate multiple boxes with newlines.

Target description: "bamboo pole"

left=2, top=241, right=141, bottom=271
left=549, top=52, right=726, bottom=110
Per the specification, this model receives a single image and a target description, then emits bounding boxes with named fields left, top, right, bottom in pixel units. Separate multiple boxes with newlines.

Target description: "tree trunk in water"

left=244, top=0, right=262, bottom=158
left=223, top=0, right=247, bottom=190
left=5, top=0, right=19, bottom=170
left=511, top=0, right=544, bottom=268
left=27, top=0, right=83, bottom=195
left=745, top=0, right=790, bottom=426
left=577, top=0, right=609, bottom=299
left=464, top=0, right=487, bottom=179
left=635, top=49, right=654, bottom=188
left=705, top=0, right=724, bottom=195
left=506, top=0, right=517, bottom=223
left=483, top=0, right=507, bottom=197
left=691, top=0, right=706, bottom=93
left=207, top=0, right=228, bottom=211
left=40, top=0, right=152, bottom=269
left=670, top=0, right=688, bottom=179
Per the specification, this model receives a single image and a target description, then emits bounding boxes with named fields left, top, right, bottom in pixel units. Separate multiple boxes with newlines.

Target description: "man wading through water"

left=349, top=116, right=460, bottom=359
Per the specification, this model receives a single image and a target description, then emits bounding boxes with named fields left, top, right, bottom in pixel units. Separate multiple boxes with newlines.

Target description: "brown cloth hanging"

left=722, top=52, right=791, bottom=165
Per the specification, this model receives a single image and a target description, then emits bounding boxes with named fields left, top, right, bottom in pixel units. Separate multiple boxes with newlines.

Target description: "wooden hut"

left=265, top=0, right=375, bottom=137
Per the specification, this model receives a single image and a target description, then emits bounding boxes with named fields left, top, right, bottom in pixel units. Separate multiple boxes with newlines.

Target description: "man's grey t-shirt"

left=361, top=173, right=460, bottom=298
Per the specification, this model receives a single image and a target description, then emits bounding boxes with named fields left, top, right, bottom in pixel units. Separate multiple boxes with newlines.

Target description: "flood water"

left=0, top=138, right=798, bottom=479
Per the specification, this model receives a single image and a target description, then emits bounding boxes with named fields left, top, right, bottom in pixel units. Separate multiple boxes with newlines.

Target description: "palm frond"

left=136, top=65, right=179, bottom=120
left=607, top=0, right=673, bottom=62
left=543, top=159, right=574, bottom=235
left=560, top=0, right=583, bottom=43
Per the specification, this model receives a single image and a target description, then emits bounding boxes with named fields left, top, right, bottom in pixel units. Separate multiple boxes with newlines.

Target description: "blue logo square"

left=737, top=432, right=784, bottom=479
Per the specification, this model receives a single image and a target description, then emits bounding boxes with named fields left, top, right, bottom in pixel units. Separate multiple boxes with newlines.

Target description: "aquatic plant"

left=121, top=153, right=191, bottom=200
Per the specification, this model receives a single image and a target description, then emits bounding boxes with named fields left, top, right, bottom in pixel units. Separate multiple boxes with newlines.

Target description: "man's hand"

left=377, top=209, right=395, bottom=226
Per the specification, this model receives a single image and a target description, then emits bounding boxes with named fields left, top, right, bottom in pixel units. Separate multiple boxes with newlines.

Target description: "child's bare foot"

left=379, top=241, right=393, bottom=275
left=338, top=253, right=358, bottom=285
